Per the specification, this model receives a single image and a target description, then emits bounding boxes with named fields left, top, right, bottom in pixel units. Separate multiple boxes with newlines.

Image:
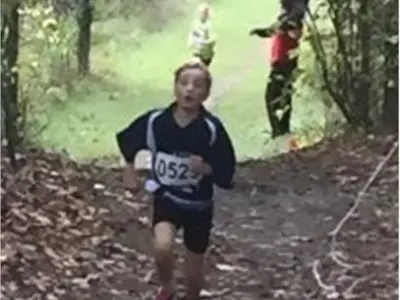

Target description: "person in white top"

left=187, top=3, right=216, bottom=67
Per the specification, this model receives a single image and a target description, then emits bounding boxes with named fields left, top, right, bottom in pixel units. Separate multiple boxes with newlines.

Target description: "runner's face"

left=200, top=9, right=209, bottom=21
left=175, top=68, right=209, bottom=110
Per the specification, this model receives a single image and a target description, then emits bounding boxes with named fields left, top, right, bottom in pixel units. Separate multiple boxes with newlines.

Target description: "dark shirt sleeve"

left=209, top=120, right=237, bottom=189
left=116, top=110, right=153, bottom=163
left=251, top=27, right=275, bottom=38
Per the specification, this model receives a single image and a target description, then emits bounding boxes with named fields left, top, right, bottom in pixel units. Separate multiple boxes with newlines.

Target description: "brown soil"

left=1, top=132, right=398, bottom=300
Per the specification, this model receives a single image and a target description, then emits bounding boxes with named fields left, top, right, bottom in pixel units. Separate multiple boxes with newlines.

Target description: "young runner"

left=188, top=3, right=216, bottom=67
left=116, top=62, right=236, bottom=300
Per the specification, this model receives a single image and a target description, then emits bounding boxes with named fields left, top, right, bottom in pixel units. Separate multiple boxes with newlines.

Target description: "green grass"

left=35, top=0, right=326, bottom=161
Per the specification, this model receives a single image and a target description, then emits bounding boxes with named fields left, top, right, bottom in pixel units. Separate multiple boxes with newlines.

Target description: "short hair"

left=174, top=61, right=212, bottom=92
left=198, top=2, right=211, bottom=15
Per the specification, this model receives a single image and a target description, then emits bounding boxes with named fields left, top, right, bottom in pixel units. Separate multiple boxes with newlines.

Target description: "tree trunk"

left=382, top=5, right=398, bottom=132
left=382, top=81, right=398, bottom=132
left=357, top=0, right=372, bottom=128
left=76, top=0, right=93, bottom=76
left=1, top=4, right=20, bottom=169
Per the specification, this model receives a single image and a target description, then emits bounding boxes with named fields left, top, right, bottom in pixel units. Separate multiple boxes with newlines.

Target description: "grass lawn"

left=34, top=0, right=326, bottom=161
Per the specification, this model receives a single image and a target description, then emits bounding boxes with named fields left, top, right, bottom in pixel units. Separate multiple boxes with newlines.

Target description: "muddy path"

left=1, top=133, right=398, bottom=300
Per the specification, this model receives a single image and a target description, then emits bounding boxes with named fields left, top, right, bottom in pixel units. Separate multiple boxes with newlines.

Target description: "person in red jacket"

left=251, top=20, right=303, bottom=138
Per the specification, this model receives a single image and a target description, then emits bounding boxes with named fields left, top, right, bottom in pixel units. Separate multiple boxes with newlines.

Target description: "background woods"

left=305, top=0, right=398, bottom=131
left=1, top=1, right=398, bottom=299
left=1, top=0, right=398, bottom=164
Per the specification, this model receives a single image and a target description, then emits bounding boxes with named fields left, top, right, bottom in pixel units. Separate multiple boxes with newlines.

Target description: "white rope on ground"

left=329, top=140, right=398, bottom=239
left=312, top=140, right=398, bottom=298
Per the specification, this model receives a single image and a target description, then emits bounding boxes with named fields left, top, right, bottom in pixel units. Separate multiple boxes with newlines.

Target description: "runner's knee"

left=153, top=221, right=176, bottom=255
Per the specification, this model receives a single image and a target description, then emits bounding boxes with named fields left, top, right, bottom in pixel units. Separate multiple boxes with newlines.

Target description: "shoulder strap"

left=145, top=110, right=163, bottom=192
left=204, top=117, right=217, bottom=147
left=146, top=109, right=164, bottom=154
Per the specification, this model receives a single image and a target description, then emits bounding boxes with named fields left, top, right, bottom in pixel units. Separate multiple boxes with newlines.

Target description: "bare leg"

left=153, top=221, right=177, bottom=295
left=184, top=249, right=206, bottom=300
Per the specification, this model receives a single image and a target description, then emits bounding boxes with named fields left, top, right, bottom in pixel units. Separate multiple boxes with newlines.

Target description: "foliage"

left=1, top=2, right=21, bottom=168
left=294, top=38, right=347, bottom=139
left=93, top=0, right=191, bottom=31
left=18, top=3, right=77, bottom=136
left=305, top=0, right=398, bottom=130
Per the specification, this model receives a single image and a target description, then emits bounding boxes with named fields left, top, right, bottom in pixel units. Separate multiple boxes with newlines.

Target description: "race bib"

left=154, top=152, right=201, bottom=186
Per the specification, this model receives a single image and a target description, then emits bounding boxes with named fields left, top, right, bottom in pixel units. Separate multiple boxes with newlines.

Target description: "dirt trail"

left=1, top=133, right=398, bottom=300
left=204, top=60, right=257, bottom=110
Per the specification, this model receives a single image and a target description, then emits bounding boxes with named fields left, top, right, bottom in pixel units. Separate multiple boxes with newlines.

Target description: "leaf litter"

left=1, top=132, right=398, bottom=299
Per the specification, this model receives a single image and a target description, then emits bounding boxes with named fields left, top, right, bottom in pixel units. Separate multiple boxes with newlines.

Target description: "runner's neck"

left=173, top=106, right=202, bottom=127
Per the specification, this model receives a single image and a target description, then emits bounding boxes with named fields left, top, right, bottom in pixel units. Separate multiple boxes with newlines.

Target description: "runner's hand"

left=188, top=155, right=212, bottom=175
left=249, top=28, right=257, bottom=36
left=123, top=164, right=140, bottom=191
left=249, top=28, right=274, bottom=38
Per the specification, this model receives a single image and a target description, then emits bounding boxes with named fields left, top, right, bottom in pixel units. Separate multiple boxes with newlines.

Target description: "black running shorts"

left=152, top=196, right=213, bottom=254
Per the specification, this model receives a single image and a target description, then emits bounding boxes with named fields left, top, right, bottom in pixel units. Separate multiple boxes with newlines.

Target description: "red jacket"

left=270, top=33, right=299, bottom=66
